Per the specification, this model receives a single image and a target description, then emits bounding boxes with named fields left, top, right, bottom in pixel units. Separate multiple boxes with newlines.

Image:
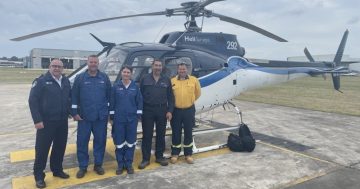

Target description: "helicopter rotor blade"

left=199, top=0, right=225, bottom=8
left=304, top=47, right=315, bottom=62
left=11, top=11, right=167, bottom=41
left=211, top=12, right=287, bottom=42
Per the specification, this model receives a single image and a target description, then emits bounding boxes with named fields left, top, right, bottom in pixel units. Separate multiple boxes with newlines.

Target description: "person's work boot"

left=116, top=168, right=123, bottom=175
left=127, top=166, right=135, bottom=174
left=35, top=180, right=46, bottom=188
left=94, top=165, right=105, bottom=175
left=155, top=157, right=169, bottom=166
left=185, top=156, right=194, bottom=164
left=76, top=169, right=87, bottom=178
left=170, top=155, right=178, bottom=164
left=53, top=171, right=70, bottom=179
left=138, top=160, right=150, bottom=169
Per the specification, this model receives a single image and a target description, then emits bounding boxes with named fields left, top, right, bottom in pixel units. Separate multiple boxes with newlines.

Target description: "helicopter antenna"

left=170, top=30, right=188, bottom=47
left=153, top=19, right=169, bottom=43
left=200, top=14, right=205, bottom=31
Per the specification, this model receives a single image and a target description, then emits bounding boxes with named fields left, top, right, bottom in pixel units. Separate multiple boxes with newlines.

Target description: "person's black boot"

left=138, top=160, right=150, bottom=169
left=35, top=180, right=46, bottom=188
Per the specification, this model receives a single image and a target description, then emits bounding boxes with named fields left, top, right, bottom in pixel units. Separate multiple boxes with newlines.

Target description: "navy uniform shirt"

left=29, top=71, right=71, bottom=124
left=140, top=73, right=174, bottom=113
left=71, top=70, right=111, bottom=121
left=110, top=80, right=143, bottom=122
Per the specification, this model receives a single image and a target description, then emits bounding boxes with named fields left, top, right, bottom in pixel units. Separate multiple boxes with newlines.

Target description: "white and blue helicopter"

left=12, top=0, right=359, bottom=153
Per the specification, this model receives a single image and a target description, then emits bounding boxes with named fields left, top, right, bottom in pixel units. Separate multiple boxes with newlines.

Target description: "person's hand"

left=34, top=122, right=44, bottom=130
left=73, top=114, right=83, bottom=121
left=166, top=112, right=172, bottom=121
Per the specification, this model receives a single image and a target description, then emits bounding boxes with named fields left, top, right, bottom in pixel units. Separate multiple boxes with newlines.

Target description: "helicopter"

left=11, top=0, right=357, bottom=115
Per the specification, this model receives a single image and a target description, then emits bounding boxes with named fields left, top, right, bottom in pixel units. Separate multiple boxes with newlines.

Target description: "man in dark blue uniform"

left=138, top=59, right=174, bottom=169
left=71, top=55, right=111, bottom=178
left=29, top=59, right=71, bottom=188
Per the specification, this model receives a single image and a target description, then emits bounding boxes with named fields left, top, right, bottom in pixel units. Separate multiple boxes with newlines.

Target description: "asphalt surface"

left=1, top=84, right=360, bottom=189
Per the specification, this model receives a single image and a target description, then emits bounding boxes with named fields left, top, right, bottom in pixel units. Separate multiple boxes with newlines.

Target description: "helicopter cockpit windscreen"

left=98, top=48, right=127, bottom=83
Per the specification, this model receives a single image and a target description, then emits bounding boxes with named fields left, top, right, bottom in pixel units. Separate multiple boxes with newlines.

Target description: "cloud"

left=0, top=0, right=359, bottom=60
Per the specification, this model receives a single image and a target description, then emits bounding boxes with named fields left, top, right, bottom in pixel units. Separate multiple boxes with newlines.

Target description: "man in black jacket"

left=29, top=59, right=71, bottom=188
left=138, top=59, right=174, bottom=169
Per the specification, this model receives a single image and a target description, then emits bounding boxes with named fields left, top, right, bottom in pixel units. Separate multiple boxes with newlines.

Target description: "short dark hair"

left=88, top=54, right=98, bottom=59
left=152, top=58, right=162, bottom=65
left=120, top=65, right=133, bottom=73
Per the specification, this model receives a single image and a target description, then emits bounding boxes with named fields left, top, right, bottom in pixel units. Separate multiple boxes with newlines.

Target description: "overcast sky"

left=0, top=0, right=359, bottom=60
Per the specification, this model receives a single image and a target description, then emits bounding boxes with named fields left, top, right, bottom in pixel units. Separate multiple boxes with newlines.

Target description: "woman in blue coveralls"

left=110, top=66, right=143, bottom=175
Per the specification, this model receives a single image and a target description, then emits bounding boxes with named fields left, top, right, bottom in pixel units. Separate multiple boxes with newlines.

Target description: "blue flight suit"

left=110, top=80, right=143, bottom=169
left=29, top=71, right=71, bottom=181
left=71, top=70, right=111, bottom=170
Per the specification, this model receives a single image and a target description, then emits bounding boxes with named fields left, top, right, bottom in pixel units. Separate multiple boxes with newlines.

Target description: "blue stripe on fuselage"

left=199, top=57, right=317, bottom=88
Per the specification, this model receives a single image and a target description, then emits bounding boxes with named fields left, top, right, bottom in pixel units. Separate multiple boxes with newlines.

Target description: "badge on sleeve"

left=32, top=80, right=37, bottom=88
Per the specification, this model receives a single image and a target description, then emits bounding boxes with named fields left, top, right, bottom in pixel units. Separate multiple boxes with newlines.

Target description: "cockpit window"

left=164, top=57, right=192, bottom=78
left=131, top=55, right=154, bottom=82
left=98, top=50, right=127, bottom=83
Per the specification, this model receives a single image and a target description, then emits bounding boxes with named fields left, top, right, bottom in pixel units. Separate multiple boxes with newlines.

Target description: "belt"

left=175, top=105, right=194, bottom=110
left=144, top=102, right=167, bottom=107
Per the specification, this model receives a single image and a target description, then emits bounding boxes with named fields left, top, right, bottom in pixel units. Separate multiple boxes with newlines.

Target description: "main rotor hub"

left=181, top=1, right=198, bottom=8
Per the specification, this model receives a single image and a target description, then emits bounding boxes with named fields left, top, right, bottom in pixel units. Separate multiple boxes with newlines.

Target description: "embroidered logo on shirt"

left=46, top=81, right=53, bottom=85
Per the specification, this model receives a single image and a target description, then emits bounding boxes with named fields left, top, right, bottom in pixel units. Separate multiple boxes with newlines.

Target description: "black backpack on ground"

left=227, top=123, right=256, bottom=152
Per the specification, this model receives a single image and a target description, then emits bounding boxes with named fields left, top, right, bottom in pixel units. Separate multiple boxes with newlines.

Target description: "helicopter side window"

left=164, top=57, right=192, bottom=78
left=130, top=55, right=154, bottom=82
left=98, top=50, right=127, bottom=83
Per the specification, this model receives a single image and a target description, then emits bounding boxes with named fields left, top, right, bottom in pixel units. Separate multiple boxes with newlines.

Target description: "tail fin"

left=331, top=29, right=349, bottom=92
left=333, top=30, right=349, bottom=66
left=90, top=33, right=116, bottom=56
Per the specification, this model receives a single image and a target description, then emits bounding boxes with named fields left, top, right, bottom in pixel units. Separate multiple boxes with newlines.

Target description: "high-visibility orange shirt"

left=171, top=75, right=201, bottom=109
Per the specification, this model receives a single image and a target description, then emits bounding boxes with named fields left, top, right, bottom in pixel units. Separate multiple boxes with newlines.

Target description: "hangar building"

left=27, top=48, right=98, bottom=69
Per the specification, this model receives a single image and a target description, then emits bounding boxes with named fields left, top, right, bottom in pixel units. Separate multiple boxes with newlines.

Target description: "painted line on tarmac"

left=278, top=167, right=339, bottom=189
left=12, top=148, right=231, bottom=189
left=258, top=140, right=342, bottom=188
left=257, top=140, right=337, bottom=165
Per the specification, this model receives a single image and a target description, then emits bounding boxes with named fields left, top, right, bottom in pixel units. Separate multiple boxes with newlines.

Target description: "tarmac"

left=1, top=84, right=360, bottom=189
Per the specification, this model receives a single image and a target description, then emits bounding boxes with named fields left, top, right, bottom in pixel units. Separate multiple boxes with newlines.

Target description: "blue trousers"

left=77, top=119, right=107, bottom=169
left=112, top=118, right=138, bottom=168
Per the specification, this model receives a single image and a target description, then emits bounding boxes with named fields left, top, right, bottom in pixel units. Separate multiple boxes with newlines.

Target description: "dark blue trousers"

left=34, top=120, right=68, bottom=181
left=77, top=119, right=107, bottom=170
left=112, top=118, right=138, bottom=168
left=170, top=105, right=195, bottom=156
left=141, top=105, right=167, bottom=161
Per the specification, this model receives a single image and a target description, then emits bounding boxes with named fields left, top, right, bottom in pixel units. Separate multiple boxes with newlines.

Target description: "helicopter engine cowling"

left=159, top=31, right=245, bottom=59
